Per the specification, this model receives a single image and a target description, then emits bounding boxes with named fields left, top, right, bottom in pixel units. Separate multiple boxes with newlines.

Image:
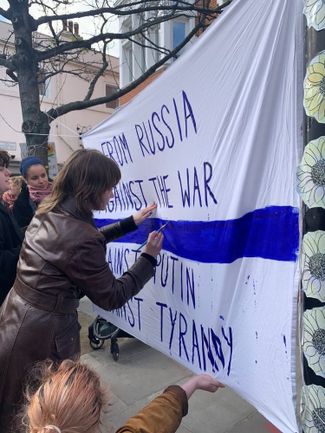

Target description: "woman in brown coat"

left=0, top=149, right=163, bottom=432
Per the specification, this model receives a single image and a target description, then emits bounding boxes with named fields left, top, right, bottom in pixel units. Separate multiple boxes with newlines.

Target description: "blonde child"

left=21, top=360, right=224, bottom=433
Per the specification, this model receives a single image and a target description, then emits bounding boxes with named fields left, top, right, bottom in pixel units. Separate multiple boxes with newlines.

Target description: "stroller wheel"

left=94, top=317, right=118, bottom=339
left=89, top=336, right=104, bottom=350
left=111, top=341, right=119, bottom=361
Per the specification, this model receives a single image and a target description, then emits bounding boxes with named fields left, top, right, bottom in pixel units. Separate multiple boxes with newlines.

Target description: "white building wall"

left=0, top=21, right=119, bottom=166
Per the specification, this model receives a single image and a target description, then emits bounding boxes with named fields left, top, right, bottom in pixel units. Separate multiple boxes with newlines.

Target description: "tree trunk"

left=21, top=111, right=50, bottom=164
left=10, top=0, right=50, bottom=165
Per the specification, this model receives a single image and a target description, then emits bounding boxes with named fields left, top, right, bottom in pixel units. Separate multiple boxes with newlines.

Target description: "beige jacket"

left=116, top=386, right=188, bottom=433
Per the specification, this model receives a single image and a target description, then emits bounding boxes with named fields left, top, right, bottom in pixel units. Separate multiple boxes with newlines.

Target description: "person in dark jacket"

left=0, top=151, right=23, bottom=306
left=0, top=149, right=162, bottom=432
left=21, top=360, right=224, bottom=433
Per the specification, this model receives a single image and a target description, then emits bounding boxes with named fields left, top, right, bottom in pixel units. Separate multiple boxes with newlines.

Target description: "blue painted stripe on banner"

left=94, top=206, right=299, bottom=263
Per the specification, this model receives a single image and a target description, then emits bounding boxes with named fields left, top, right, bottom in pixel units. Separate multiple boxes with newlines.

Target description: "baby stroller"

left=88, top=316, right=134, bottom=361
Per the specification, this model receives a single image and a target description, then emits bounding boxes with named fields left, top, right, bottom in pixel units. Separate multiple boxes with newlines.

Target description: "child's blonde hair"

left=9, top=175, right=23, bottom=190
left=24, top=360, right=107, bottom=433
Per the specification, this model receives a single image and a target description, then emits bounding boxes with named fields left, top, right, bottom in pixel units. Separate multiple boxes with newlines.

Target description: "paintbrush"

left=135, top=221, right=169, bottom=251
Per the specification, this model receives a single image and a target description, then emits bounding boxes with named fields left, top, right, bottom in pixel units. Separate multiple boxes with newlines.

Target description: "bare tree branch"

left=0, top=56, right=11, bottom=69
left=0, top=7, right=10, bottom=20
left=84, top=42, right=109, bottom=101
left=36, top=10, right=193, bottom=62
left=0, top=0, right=231, bottom=157
left=140, top=31, right=170, bottom=56
left=6, top=68, right=18, bottom=81
left=47, top=15, right=204, bottom=120
left=34, top=1, right=223, bottom=27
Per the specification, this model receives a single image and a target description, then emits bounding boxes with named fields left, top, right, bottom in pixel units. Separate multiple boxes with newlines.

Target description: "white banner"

left=83, top=1, right=303, bottom=432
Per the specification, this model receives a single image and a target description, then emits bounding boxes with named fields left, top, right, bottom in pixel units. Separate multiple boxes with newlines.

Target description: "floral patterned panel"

left=302, top=5, right=325, bottom=432
left=304, top=51, right=325, bottom=123
left=297, top=137, right=325, bottom=209
left=302, top=231, right=325, bottom=302
left=301, top=384, right=325, bottom=433
left=304, top=0, right=325, bottom=31
left=302, top=306, right=325, bottom=378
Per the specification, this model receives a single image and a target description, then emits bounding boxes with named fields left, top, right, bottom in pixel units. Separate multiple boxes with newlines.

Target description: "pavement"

left=78, top=298, right=280, bottom=433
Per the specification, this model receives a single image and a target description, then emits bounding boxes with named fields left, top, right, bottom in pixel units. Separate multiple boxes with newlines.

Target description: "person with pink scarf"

left=12, top=156, right=53, bottom=230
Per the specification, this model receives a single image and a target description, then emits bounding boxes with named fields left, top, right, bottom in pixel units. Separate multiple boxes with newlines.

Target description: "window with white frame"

left=172, top=20, right=186, bottom=49
left=122, top=41, right=133, bottom=85
left=145, top=7, right=160, bottom=66
left=147, top=24, right=160, bottom=66
left=133, top=13, right=146, bottom=77
left=134, top=35, right=146, bottom=74
left=121, top=17, right=133, bottom=86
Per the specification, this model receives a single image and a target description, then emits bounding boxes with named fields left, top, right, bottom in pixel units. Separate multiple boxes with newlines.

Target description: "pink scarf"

left=2, top=191, right=17, bottom=209
left=28, top=182, right=53, bottom=204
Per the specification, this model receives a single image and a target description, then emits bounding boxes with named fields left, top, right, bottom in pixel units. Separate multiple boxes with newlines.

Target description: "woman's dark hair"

left=0, top=150, right=10, bottom=168
left=38, top=149, right=121, bottom=215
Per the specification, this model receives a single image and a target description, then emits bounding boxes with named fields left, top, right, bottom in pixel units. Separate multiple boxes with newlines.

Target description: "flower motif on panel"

left=304, top=0, right=325, bottom=30
left=304, top=51, right=325, bottom=122
left=301, top=384, right=325, bottom=433
left=297, top=136, right=325, bottom=208
left=302, top=306, right=325, bottom=378
left=302, top=231, right=325, bottom=302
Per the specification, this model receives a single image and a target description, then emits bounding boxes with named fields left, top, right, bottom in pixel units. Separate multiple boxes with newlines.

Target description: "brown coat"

left=0, top=200, right=155, bottom=432
left=116, top=385, right=188, bottom=433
